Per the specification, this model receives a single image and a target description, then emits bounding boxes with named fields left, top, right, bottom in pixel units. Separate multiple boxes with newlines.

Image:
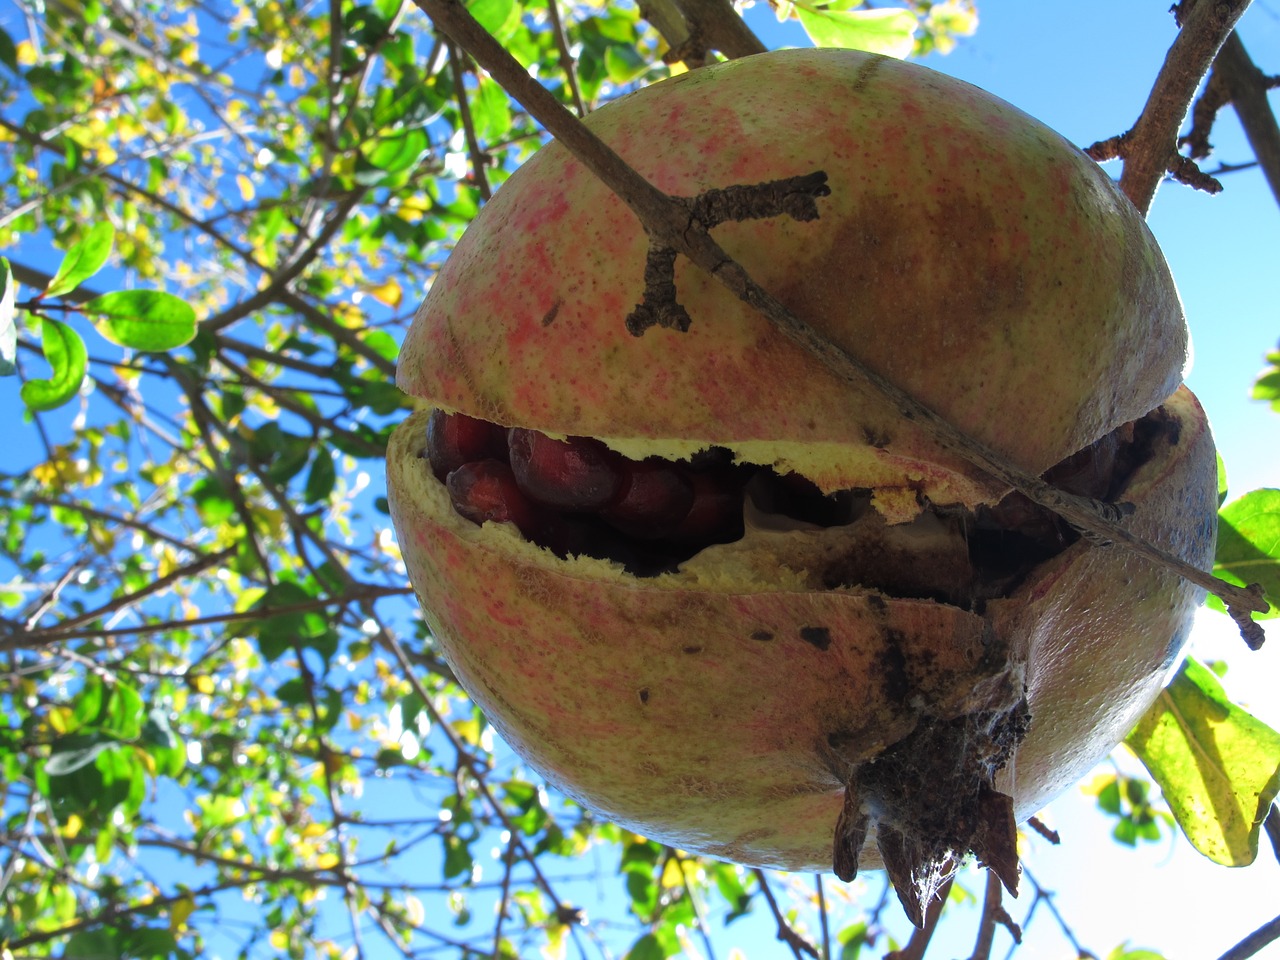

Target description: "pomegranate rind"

left=397, top=48, right=1186, bottom=506
left=386, top=387, right=1216, bottom=872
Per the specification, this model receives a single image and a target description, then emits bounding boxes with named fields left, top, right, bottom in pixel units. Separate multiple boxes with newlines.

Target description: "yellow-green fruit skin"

left=388, top=48, right=1218, bottom=871
left=397, top=48, right=1187, bottom=506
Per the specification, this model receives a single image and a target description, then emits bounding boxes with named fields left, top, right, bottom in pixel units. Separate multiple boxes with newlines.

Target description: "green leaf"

left=1251, top=348, right=1280, bottom=412
left=0, top=257, right=16, bottom=376
left=1209, top=489, right=1280, bottom=618
left=626, top=933, right=667, bottom=960
left=471, top=75, right=512, bottom=142
left=361, top=127, right=429, bottom=175
left=794, top=5, right=917, bottom=57
left=45, top=734, right=112, bottom=776
left=103, top=681, right=144, bottom=740
left=442, top=834, right=473, bottom=879
left=82, top=289, right=197, bottom=351
left=465, top=0, right=518, bottom=38
left=304, top=448, right=337, bottom=504
left=1107, top=947, right=1168, bottom=960
left=0, top=25, right=18, bottom=73
left=46, top=222, right=115, bottom=298
left=1126, top=657, right=1280, bottom=866
left=20, top=317, right=87, bottom=411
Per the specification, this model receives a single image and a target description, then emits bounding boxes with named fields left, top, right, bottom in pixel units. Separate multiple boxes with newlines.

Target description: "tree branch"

left=1217, top=913, right=1280, bottom=960
left=411, top=0, right=1270, bottom=647
left=1087, top=0, right=1253, bottom=214
left=752, top=869, right=820, bottom=959
left=637, top=0, right=766, bottom=67
left=1213, top=31, right=1280, bottom=206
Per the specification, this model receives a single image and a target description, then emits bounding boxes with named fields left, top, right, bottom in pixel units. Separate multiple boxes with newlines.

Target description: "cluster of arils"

left=426, top=409, right=1149, bottom=588
left=425, top=409, right=872, bottom=575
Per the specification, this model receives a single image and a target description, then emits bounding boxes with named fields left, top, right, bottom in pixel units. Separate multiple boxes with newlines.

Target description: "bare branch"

left=1217, top=913, right=1280, bottom=960
left=751, top=869, right=820, bottom=960
left=1096, top=0, right=1252, bottom=214
left=1213, top=31, right=1280, bottom=206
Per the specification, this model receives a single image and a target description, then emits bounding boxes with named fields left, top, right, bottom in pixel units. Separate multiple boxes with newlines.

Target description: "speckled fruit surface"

left=388, top=47, right=1217, bottom=921
left=397, top=47, right=1188, bottom=507
left=388, top=388, right=1216, bottom=873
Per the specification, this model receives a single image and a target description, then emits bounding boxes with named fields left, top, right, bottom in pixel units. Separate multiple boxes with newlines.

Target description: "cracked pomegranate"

left=387, top=48, right=1218, bottom=925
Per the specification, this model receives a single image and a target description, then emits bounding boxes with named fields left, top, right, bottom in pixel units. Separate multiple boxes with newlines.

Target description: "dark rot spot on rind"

left=750, top=630, right=775, bottom=642
left=799, top=626, right=832, bottom=651
left=877, top=642, right=910, bottom=704
left=638, top=688, right=650, bottom=705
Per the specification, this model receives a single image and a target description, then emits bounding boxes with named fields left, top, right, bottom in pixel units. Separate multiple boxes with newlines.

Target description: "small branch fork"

left=1084, top=0, right=1253, bottom=216
left=407, top=1, right=1271, bottom=651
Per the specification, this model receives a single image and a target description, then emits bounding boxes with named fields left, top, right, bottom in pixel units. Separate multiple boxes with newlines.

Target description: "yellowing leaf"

left=1127, top=657, right=1280, bottom=866
left=366, top=278, right=403, bottom=308
left=236, top=174, right=255, bottom=202
left=169, top=895, right=197, bottom=934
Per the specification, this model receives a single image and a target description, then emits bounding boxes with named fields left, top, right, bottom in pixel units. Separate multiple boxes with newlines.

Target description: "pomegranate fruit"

left=387, top=48, right=1217, bottom=924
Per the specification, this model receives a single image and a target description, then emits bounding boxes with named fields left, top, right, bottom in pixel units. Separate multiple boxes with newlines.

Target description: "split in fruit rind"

left=386, top=385, right=1217, bottom=873
left=398, top=48, right=1187, bottom=509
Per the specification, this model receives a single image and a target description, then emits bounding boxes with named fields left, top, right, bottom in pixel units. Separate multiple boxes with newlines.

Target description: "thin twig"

left=815, top=875, right=831, bottom=960
left=6, top=585, right=409, bottom=648
left=969, top=870, right=1020, bottom=960
left=410, top=0, right=1270, bottom=647
left=1097, top=0, right=1252, bottom=214
left=545, top=0, right=587, bottom=116
left=1213, top=30, right=1280, bottom=206
left=885, top=874, right=952, bottom=960
left=448, top=41, right=493, bottom=201
left=751, top=869, right=820, bottom=960
left=1217, top=913, right=1280, bottom=960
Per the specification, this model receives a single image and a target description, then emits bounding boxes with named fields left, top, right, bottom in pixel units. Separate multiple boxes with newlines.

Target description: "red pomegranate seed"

left=508, top=428, right=624, bottom=511
left=445, top=460, right=537, bottom=534
left=671, top=470, right=744, bottom=544
left=602, top=461, right=695, bottom=538
left=427, top=409, right=509, bottom=482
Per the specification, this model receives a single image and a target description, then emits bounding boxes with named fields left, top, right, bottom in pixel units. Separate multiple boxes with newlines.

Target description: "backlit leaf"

left=1209, top=489, right=1280, bottom=618
left=20, top=317, right=87, bottom=411
left=82, top=289, right=197, bottom=351
left=1252, top=348, right=1280, bottom=412
left=46, top=221, right=114, bottom=298
left=794, top=5, right=916, bottom=57
left=465, top=0, right=518, bottom=38
left=0, top=257, right=15, bottom=376
left=1127, top=657, right=1280, bottom=865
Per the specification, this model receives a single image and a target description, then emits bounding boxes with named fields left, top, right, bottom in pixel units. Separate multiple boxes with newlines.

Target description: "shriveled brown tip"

left=971, top=784, right=1020, bottom=896
left=832, top=781, right=868, bottom=883
left=877, top=823, right=958, bottom=929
